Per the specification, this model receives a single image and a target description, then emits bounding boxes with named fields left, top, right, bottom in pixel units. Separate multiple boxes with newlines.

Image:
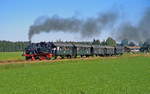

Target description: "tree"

left=138, top=41, right=144, bottom=47
left=0, top=40, right=29, bottom=52
left=100, top=40, right=106, bottom=46
left=92, top=39, right=100, bottom=45
left=129, top=41, right=136, bottom=46
left=105, top=37, right=116, bottom=46
left=121, top=39, right=128, bottom=46
left=140, top=39, right=150, bottom=52
left=143, top=39, right=150, bottom=47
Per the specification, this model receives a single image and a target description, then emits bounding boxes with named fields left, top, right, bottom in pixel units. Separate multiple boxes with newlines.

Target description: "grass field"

left=0, top=53, right=150, bottom=94
left=0, top=52, right=24, bottom=61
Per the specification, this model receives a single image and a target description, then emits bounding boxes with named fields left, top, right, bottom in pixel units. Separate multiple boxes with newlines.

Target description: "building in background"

left=124, top=46, right=141, bottom=53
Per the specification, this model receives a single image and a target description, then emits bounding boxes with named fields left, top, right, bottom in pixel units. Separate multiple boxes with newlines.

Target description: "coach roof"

left=53, top=42, right=73, bottom=47
left=92, top=45, right=114, bottom=48
left=73, top=44, right=91, bottom=47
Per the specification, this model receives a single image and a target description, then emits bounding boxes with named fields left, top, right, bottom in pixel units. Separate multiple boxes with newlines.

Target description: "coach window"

left=65, top=47, right=69, bottom=50
left=57, top=47, right=60, bottom=51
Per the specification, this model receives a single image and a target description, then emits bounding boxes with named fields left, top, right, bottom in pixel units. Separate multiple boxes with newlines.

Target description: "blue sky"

left=0, top=0, right=149, bottom=42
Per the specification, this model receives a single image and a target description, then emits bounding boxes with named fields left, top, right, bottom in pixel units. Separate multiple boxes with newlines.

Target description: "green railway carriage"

left=115, top=46, right=124, bottom=55
left=105, top=46, right=115, bottom=56
left=92, top=45, right=106, bottom=56
left=73, top=44, right=92, bottom=57
left=53, top=42, right=75, bottom=58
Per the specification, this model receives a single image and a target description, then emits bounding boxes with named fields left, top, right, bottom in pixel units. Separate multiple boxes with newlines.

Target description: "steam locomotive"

left=23, top=42, right=124, bottom=60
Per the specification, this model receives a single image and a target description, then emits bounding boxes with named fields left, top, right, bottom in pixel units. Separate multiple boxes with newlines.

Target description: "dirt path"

left=0, top=54, right=149, bottom=65
left=0, top=56, right=118, bottom=65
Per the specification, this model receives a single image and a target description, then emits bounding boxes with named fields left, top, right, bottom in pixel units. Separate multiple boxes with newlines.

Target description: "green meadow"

left=0, top=53, right=149, bottom=94
left=0, top=52, right=24, bottom=61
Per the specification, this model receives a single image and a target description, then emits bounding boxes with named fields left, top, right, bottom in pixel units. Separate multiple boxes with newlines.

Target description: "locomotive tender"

left=23, top=42, right=124, bottom=60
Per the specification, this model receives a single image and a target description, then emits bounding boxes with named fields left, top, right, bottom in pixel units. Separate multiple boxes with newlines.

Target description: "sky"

left=0, top=0, right=150, bottom=42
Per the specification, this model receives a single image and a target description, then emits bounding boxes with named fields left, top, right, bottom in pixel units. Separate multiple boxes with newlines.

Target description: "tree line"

left=0, top=41, right=29, bottom=52
left=0, top=38, right=117, bottom=52
left=1, top=37, right=150, bottom=52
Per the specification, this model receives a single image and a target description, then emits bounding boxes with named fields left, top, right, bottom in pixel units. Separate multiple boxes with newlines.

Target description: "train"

left=23, top=42, right=124, bottom=60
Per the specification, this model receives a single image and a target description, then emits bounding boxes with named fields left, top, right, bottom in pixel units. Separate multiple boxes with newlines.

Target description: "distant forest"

left=1, top=37, right=148, bottom=52
left=0, top=41, right=29, bottom=52
left=0, top=37, right=117, bottom=52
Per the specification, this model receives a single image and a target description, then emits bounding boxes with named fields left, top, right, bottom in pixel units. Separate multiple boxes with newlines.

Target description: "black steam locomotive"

left=23, top=42, right=124, bottom=60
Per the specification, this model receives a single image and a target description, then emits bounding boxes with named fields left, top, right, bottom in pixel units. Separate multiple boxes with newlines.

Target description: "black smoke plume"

left=116, top=8, right=150, bottom=42
left=28, top=12, right=118, bottom=41
left=28, top=8, right=150, bottom=42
